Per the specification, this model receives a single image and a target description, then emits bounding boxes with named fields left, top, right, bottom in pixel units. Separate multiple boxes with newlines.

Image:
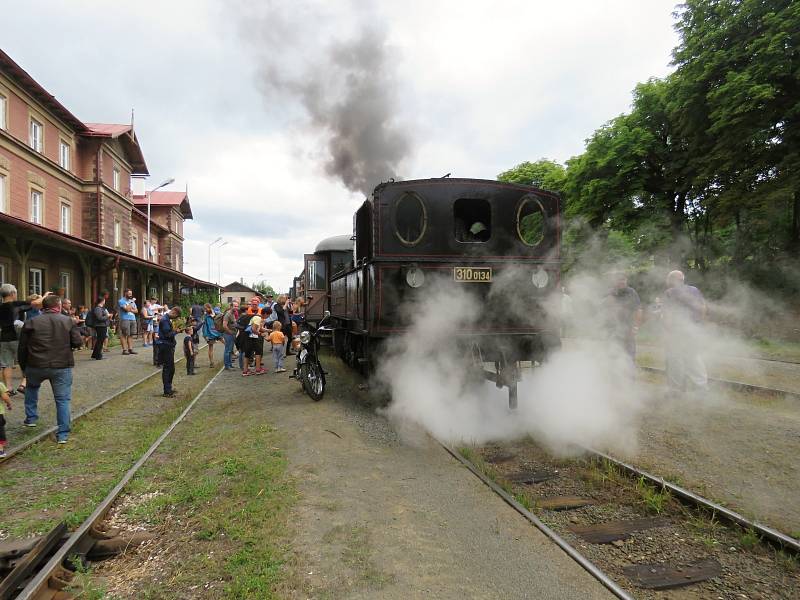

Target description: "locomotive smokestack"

left=241, top=8, right=411, bottom=195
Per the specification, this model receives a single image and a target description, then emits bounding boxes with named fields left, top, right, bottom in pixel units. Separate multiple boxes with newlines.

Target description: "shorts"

left=0, top=341, right=18, bottom=368
left=119, top=320, right=135, bottom=336
left=248, top=336, right=264, bottom=357
left=204, top=336, right=219, bottom=345
left=145, top=320, right=154, bottom=332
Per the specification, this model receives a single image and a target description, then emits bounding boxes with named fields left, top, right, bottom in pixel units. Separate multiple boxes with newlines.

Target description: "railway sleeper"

left=0, top=528, right=153, bottom=599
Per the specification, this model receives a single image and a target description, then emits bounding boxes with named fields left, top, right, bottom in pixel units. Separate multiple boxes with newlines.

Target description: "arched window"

left=517, top=196, right=546, bottom=247
left=394, top=192, right=427, bottom=246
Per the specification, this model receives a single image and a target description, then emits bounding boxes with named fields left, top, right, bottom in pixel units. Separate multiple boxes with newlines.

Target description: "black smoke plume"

left=241, top=4, right=410, bottom=195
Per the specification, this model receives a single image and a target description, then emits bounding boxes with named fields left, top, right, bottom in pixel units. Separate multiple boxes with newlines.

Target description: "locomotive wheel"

left=301, top=362, right=325, bottom=401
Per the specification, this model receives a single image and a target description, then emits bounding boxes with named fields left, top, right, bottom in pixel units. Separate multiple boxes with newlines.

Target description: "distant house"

left=222, top=281, right=258, bottom=306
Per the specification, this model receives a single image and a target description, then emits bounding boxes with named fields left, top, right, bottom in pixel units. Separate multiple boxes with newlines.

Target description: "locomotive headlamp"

left=299, top=330, right=311, bottom=345
left=404, top=266, right=425, bottom=288
left=532, top=268, right=549, bottom=289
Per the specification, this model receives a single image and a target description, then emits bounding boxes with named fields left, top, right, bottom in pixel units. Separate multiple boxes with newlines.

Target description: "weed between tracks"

left=87, top=377, right=296, bottom=599
left=0, top=365, right=220, bottom=539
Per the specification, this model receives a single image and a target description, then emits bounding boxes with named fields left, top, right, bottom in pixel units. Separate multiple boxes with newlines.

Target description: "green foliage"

left=251, top=280, right=277, bottom=297
left=497, top=159, right=566, bottom=193
left=501, top=0, right=800, bottom=307
left=177, top=290, right=219, bottom=317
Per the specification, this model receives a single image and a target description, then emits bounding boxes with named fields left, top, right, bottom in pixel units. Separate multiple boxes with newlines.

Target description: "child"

left=268, top=321, right=287, bottom=373
left=244, top=311, right=266, bottom=376
left=0, top=381, right=11, bottom=459
left=184, top=326, right=196, bottom=375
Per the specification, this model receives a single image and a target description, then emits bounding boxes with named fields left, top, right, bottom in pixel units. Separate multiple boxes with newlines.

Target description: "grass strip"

left=0, top=363, right=221, bottom=539
left=87, top=380, right=296, bottom=599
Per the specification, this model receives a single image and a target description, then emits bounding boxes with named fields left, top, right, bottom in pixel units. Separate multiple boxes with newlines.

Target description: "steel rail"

left=2, top=345, right=208, bottom=462
left=586, top=448, right=800, bottom=554
left=14, top=366, right=224, bottom=600
left=638, top=365, right=800, bottom=401
left=441, top=443, right=634, bottom=600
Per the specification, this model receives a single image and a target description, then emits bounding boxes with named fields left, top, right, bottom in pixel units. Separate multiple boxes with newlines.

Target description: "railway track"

left=638, top=365, right=800, bottom=401
left=449, top=439, right=799, bottom=598
left=1, top=346, right=207, bottom=463
left=0, top=367, right=224, bottom=599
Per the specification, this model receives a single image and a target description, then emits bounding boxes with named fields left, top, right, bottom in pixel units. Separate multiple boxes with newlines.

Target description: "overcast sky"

left=3, top=0, right=679, bottom=292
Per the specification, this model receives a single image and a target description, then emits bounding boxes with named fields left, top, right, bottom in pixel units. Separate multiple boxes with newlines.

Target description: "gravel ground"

left=3, top=341, right=207, bottom=451
left=629, top=375, right=800, bottom=536
left=636, top=344, right=800, bottom=395
left=475, top=442, right=800, bottom=599
left=269, top=353, right=616, bottom=599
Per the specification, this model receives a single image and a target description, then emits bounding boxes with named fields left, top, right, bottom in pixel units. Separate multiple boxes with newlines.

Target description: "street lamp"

left=208, top=236, right=223, bottom=281
left=147, top=177, right=174, bottom=262
left=217, top=241, right=228, bottom=284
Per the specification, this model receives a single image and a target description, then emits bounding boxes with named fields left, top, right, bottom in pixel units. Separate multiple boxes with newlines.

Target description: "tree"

left=672, top=0, right=800, bottom=248
left=251, top=280, right=277, bottom=297
left=497, top=159, right=567, bottom=193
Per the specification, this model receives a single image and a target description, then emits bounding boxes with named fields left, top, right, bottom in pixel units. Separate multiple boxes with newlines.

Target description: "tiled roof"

left=133, top=191, right=193, bottom=219
left=83, top=123, right=133, bottom=137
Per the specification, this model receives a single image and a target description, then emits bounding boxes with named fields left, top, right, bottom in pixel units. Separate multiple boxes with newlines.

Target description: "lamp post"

left=208, top=237, right=223, bottom=282
left=147, top=177, right=174, bottom=263
left=217, top=241, right=228, bottom=284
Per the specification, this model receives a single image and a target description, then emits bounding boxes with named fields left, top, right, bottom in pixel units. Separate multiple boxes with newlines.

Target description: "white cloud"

left=3, top=0, right=680, bottom=292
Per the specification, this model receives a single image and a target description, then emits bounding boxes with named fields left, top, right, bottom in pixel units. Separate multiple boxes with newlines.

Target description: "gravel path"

left=629, top=378, right=800, bottom=536
left=636, top=343, right=800, bottom=394
left=261, top=356, right=614, bottom=599
left=3, top=341, right=213, bottom=450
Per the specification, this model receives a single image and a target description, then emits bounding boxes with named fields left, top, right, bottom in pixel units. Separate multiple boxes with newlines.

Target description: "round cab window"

left=517, top=197, right=546, bottom=247
left=394, top=192, right=427, bottom=246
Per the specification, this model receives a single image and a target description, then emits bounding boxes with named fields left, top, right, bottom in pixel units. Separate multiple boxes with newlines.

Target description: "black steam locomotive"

left=300, top=178, right=562, bottom=407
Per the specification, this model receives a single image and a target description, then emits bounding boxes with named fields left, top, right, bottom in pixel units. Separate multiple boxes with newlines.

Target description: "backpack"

left=213, top=312, right=225, bottom=333
left=85, top=308, right=96, bottom=328
left=236, top=313, right=252, bottom=331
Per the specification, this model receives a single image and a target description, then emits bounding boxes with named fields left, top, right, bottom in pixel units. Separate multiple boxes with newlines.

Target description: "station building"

left=0, top=49, right=216, bottom=307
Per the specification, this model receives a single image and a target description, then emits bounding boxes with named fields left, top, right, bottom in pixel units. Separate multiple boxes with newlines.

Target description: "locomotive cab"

left=328, top=178, right=562, bottom=408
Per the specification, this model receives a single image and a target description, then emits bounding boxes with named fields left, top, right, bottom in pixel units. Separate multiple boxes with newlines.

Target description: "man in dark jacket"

left=156, top=306, right=182, bottom=397
left=18, top=295, right=82, bottom=443
left=90, top=297, right=111, bottom=360
left=0, top=284, right=43, bottom=396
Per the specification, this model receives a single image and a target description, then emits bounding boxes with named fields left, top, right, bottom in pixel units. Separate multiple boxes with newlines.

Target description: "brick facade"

left=0, top=49, right=212, bottom=306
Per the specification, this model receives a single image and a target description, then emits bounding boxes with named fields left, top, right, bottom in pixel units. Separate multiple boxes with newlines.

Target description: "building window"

left=0, top=264, right=5, bottom=284
left=143, top=238, right=147, bottom=259
left=28, top=268, right=43, bottom=296
left=131, top=233, right=138, bottom=256
left=0, top=173, right=6, bottom=213
left=240, top=297, right=245, bottom=304
left=59, top=140, right=70, bottom=170
left=113, top=167, right=120, bottom=192
left=60, top=201, right=71, bottom=234
left=114, top=220, right=121, bottom=248
left=29, top=118, right=43, bottom=152
left=60, top=271, right=71, bottom=299
left=150, top=244, right=156, bottom=261
left=30, top=190, right=43, bottom=225
left=0, top=94, right=7, bottom=130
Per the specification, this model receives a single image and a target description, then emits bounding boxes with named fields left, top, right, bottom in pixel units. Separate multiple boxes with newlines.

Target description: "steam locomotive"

left=299, top=178, right=562, bottom=407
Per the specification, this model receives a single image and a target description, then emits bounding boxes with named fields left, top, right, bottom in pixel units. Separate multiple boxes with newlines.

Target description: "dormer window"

left=29, top=118, right=43, bottom=152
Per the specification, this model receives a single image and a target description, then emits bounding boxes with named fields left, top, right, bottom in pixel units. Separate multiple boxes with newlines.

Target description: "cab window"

left=517, top=196, right=546, bottom=247
left=454, top=198, right=491, bottom=242
left=394, top=192, right=426, bottom=246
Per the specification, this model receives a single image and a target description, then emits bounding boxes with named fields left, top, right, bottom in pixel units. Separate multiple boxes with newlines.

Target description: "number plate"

left=453, top=267, right=492, bottom=282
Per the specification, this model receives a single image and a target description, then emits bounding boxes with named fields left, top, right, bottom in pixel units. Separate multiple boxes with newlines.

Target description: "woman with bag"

left=201, top=303, right=221, bottom=368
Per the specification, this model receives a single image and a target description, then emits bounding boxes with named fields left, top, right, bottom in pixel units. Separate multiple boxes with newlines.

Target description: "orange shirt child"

left=268, top=330, right=286, bottom=346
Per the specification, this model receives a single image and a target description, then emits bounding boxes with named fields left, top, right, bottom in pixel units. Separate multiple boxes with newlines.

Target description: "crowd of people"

left=0, top=282, right=306, bottom=457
